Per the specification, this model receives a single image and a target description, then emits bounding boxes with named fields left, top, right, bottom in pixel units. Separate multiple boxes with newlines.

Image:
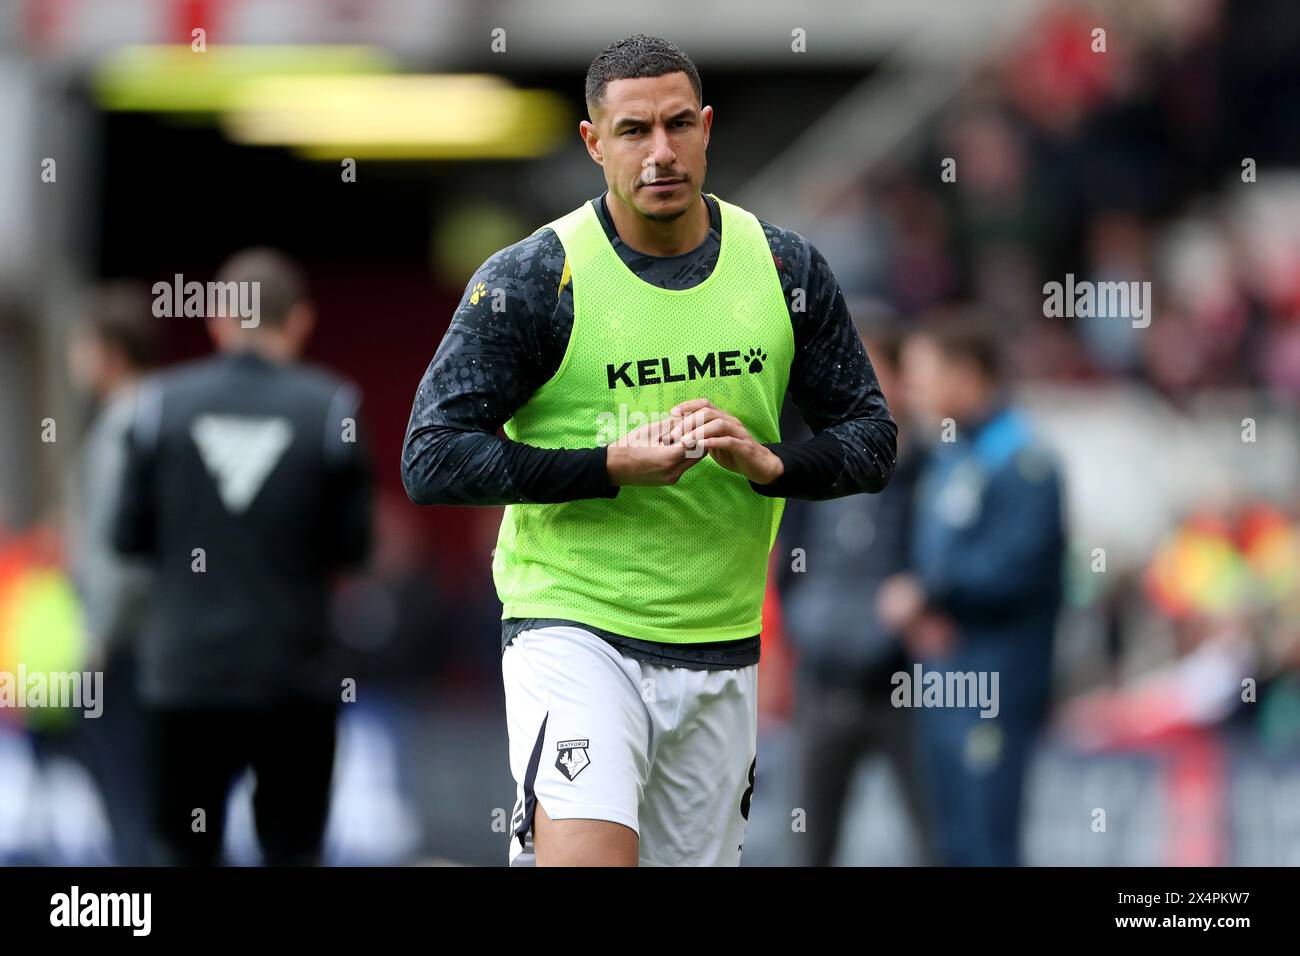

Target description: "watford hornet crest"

left=556, top=738, right=591, bottom=781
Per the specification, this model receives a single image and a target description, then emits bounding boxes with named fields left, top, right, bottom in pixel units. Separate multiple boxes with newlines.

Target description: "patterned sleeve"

left=401, top=229, right=619, bottom=506
left=749, top=223, right=898, bottom=500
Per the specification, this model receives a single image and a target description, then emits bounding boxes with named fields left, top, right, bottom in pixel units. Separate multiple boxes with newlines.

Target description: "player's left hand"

left=666, top=398, right=785, bottom=486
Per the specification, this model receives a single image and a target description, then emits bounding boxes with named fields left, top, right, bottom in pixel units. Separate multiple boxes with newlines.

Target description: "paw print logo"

left=469, top=281, right=488, bottom=305
left=745, top=347, right=767, bottom=373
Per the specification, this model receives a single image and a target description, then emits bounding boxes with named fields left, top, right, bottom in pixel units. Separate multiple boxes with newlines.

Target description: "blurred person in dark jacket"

left=65, top=282, right=160, bottom=864
left=113, top=249, right=372, bottom=866
left=881, top=311, right=1064, bottom=866
left=782, top=323, right=934, bottom=865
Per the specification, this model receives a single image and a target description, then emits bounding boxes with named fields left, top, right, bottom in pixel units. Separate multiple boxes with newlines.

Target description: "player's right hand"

left=605, top=415, right=707, bottom=486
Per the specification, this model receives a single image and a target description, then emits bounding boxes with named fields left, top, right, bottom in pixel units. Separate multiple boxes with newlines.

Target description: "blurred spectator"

left=879, top=175, right=960, bottom=315
left=1063, top=504, right=1297, bottom=750
left=881, top=310, right=1065, bottom=865
left=112, top=249, right=372, bottom=865
left=782, top=323, right=933, bottom=866
left=1077, top=209, right=1153, bottom=375
left=0, top=524, right=93, bottom=863
left=65, top=281, right=159, bottom=865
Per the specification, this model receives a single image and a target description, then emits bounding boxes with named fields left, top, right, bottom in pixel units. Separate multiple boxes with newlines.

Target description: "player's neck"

left=605, top=189, right=709, bottom=257
left=221, top=337, right=296, bottom=364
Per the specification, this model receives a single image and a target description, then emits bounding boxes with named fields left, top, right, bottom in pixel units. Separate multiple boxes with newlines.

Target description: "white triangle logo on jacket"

left=190, top=415, right=293, bottom=513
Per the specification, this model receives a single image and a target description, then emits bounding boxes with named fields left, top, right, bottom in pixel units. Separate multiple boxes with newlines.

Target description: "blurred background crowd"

left=0, top=0, right=1298, bottom=865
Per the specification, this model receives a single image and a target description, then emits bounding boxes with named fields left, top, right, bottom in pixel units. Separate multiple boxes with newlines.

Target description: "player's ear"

left=700, top=105, right=713, bottom=147
left=579, top=119, right=603, bottom=165
left=286, top=302, right=316, bottom=353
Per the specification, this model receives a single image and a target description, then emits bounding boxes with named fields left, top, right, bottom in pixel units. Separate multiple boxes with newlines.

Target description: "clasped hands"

left=604, top=398, right=785, bottom=488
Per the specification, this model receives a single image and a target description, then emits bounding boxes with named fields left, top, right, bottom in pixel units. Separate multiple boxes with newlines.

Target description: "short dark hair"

left=585, top=34, right=702, bottom=116
left=213, top=247, right=307, bottom=329
left=914, top=307, right=1005, bottom=382
left=84, top=281, right=159, bottom=370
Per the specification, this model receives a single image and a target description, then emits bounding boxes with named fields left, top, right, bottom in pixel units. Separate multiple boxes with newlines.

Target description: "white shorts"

left=502, top=624, right=758, bottom=866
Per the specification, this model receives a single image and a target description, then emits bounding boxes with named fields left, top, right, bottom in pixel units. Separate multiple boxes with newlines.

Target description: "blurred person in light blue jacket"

left=881, top=309, right=1064, bottom=866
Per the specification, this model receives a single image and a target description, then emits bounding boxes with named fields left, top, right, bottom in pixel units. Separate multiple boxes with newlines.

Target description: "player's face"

left=585, top=73, right=711, bottom=222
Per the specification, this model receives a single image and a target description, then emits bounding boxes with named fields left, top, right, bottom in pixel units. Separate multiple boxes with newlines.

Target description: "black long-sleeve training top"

left=115, top=350, right=373, bottom=705
left=402, top=190, right=896, bottom=669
